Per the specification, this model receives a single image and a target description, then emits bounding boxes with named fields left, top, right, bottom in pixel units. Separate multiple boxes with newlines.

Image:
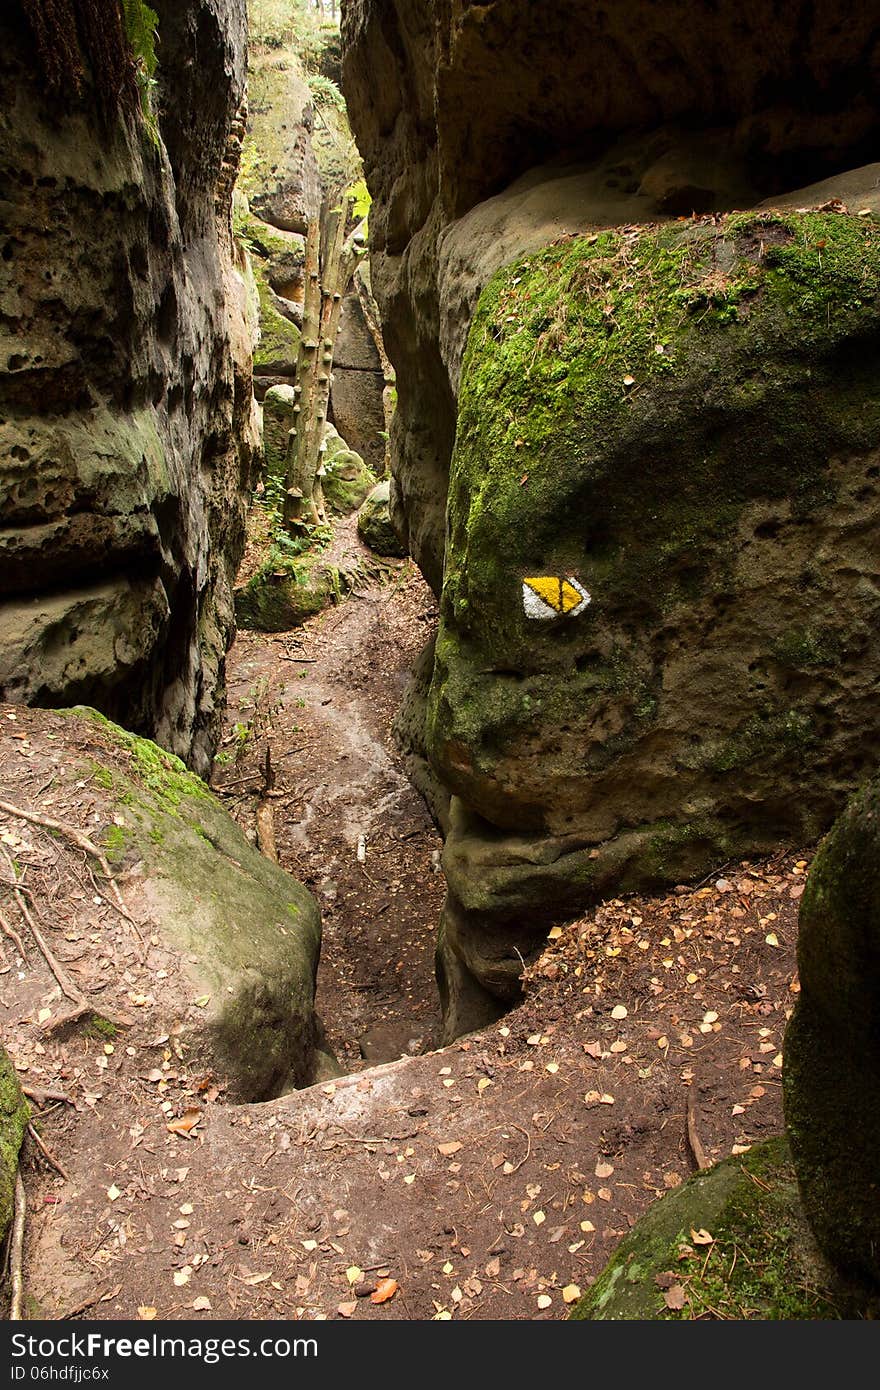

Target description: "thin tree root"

left=9, top=1168, right=26, bottom=1320
left=27, top=1122, right=70, bottom=1181
left=0, top=797, right=144, bottom=951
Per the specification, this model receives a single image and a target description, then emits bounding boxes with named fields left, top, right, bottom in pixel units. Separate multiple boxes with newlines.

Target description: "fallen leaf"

left=337, top=1302, right=357, bottom=1318
left=106, top=1184, right=121, bottom=1202
left=532, top=1210, right=546, bottom=1226
left=166, top=1108, right=202, bottom=1136
left=371, top=1278, right=399, bottom=1305
left=562, top=1284, right=581, bottom=1304
left=537, top=1294, right=553, bottom=1310
left=583, top=1041, right=602, bottom=1059
left=485, top=1257, right=501, bottom=1278
left=690, top=1228, right=714, bottom=1246
left=346, top=1265, right=364, bottom=1285
left=595, top=1161, right=614, bottom=1179
left=192, top=1296, right=211, bottom=1311
left=173, top=1267, right=192, bottom=1287
left=765, top=932, right=780, bottom=948
left=137, top=1307, right=157, bottom=1321
left=611, top=1004, right=628, bottom=1021
left=477, top=1077, right=492, bottom=1094
left=663, top=1284, right=687, bottom=1310
left=437, top=1141, right=462, bottom=1157
left=241, top=1272, right=271, bottom=1286
left=654, top=1271, right=678, bottom=1290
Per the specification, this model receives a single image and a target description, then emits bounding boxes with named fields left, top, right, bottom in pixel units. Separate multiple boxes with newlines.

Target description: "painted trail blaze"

left=522, top=576, right=591, bottom=620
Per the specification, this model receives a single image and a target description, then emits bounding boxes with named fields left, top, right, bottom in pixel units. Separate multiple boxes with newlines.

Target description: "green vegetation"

left=572, top=1138, right=876, bottom=1319
left=64, top=707, right=211, bottom=813
left=120, top=1, right=160, bottom=136
left=0, top=1048, right=28, bottom=1242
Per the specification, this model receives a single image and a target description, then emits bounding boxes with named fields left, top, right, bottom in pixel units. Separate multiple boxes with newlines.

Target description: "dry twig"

left=0, top=797, right=143, bottom=950
left=27, top=1121, right=70, bottom=1181
left=686, top=1091, right=711, bottom=1171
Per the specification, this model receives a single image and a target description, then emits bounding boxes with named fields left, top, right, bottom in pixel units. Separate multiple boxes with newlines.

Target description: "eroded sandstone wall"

left=0, top=0, right=259, bottom=775
left=343, top=1, right=880, bottom=1036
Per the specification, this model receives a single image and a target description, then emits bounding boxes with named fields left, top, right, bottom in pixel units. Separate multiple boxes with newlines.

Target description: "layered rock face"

left=0, top=0, right=259, bottom=776
left=343, top=1, right=880, bottom=1034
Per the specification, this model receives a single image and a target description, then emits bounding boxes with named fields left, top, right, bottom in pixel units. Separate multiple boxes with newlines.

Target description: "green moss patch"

left=0, top=1047, right=28, bottom=1242
left=572, top=1138, right=877, bottom=1320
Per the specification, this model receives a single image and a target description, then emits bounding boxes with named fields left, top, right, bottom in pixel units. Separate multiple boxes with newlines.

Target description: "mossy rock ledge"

left=54, top=707, right=323, bottom=1098
left=235, top=546, right=348, bottom=633
left=571, top=1138, right=879, bottom=1320
left=0, top=1046, right=28, bottom=1243
left=784, top=778, right=880, bottom=1285
left=358, top=480, right=408, bottom=558
left=427, top=208, right=880, bottom=1034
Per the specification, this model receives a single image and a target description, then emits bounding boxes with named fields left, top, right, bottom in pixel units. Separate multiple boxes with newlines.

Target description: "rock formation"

left=342, top=0, right=880, bottom=1035
left=784, top=781, right=880, bottom=1285
left=0, top=0, right=260, bottom=777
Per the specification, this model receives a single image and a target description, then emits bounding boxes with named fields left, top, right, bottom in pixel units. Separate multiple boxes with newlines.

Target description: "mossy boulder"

left=322, top=434, right=376, bottom=516
left=426, top=207, right=880, bottom=1030
left=572, top=1138, right=877, bottom=1320
left=0, top=1047, right=28, bottom=1243
left=60, top=708, right=323, bottom=1098
left=234, top=545, right=348, bottom=633
left=357, top=480, right=407, bottom=557
left=784, top=780, right=880, bottom=1285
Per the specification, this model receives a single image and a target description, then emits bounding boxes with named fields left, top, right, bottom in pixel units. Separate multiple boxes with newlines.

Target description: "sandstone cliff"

left=0, top=0, right=260, bottom=776
left=343, top=0, right=880, bottom=1034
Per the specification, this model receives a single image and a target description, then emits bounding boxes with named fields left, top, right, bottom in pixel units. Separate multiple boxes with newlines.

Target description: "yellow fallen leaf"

left=765, top=933, right=780, bottom=948
left=194, top=995, right=210, bottom=1008
left=533, top=1210, right=546, bottom=1226
left=690, top=1228, right=714, bottom=1246
left=192, top=1296, right=211, bottom=1311
left=166, top=1108, right=202, bottom=1136
left=107, top=1184, right=121, bottom=1202
left=346, top=1266, right=364, bottom=1285
left=562, top=1284, right=581, bottom=1304
left=404, top=1174, right=416, bottom=1184
left=137, top=1307, right=157, bottom=1321
left=580, top=1220, right=595, bottom=1233
left=173, top=1267, right=192, bottom=1287
left=545, top=1062, right=559, bottom=1074
left=611, top=1005, right=628, bottom=1020
left=537, top=1294, right=553, bottom=1310
left=477, top=1077, right=492, bottom=1094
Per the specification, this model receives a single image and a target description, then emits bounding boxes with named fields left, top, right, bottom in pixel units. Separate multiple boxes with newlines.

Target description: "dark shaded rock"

left=357, top=481, right=407, bottom=557
left=261, top=384, right=298, bottom=482
left=784, top=781, right=880, bottom=1285
left=571, top=1138, right=877, bottom=1320
left=0, top=0, right=259, bottom=774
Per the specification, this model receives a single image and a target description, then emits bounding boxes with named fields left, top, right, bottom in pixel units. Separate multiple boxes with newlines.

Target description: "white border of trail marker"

left=522, top=576, right=591, bottom=620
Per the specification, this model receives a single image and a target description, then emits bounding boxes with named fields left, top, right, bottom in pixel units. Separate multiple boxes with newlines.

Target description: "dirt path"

left=0, top=556, right=807, bottom=1322
left=213, top=546, right=444, bottom=1069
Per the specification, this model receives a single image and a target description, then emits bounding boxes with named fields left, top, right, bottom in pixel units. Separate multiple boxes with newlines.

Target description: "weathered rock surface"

left=1, top=704, right=324, bottom=1098
left=784, top=782, right=880, bottom=1285
left=243, top=49, right=322, bottom=236
left=343, top=0, right=880, bottom=594
left=0, top=1046, right=28, bottom=1244
left=344, top=2, right=880, bottom=1035
left=431, top=208, right=880, bottom=1032
left=331, top=291, right=387, bottom=473
left=0, top=1, right=259, bottom=776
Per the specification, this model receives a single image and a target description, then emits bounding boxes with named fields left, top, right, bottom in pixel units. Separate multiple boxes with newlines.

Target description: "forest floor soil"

left=0, top=535, right=807, bottom=1322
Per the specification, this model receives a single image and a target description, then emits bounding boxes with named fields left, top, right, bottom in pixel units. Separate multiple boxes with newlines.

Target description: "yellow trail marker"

left=522, top=576, right=591, bottom=620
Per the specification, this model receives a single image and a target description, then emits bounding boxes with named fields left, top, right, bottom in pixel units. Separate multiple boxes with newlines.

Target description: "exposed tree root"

left=9, top=1169, right=26, bottom=1321
left=27, top=1122, right=70, bottom=1181
left=687, top=1090, right=711, bottom=1171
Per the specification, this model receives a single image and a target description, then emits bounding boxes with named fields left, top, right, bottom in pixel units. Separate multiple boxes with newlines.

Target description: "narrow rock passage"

left=214, top=550, right=444, bottom=1070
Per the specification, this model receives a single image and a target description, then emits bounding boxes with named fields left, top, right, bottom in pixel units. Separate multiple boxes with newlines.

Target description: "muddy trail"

left=0, top=546, right=805, bottom=1322
left=214, top=531, right=444, bottom=1070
